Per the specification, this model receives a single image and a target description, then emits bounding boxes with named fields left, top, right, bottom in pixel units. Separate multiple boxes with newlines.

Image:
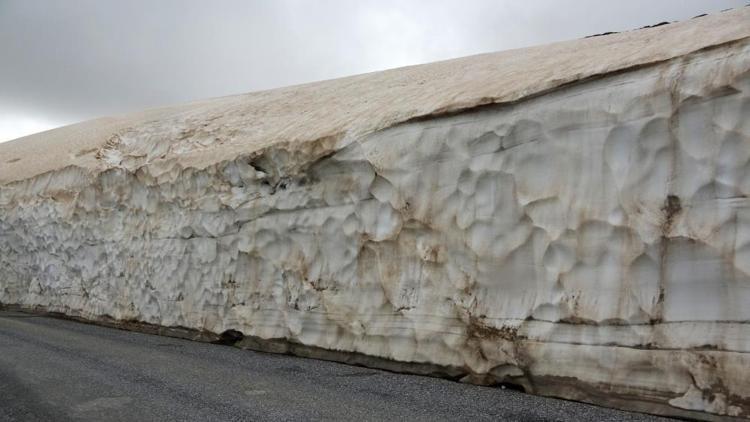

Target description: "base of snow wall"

left=0, top=304, right=740, bottom=422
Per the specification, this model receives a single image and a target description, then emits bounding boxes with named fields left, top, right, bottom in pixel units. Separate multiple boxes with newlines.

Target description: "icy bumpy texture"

left=3, top=41, right=750, bottom=421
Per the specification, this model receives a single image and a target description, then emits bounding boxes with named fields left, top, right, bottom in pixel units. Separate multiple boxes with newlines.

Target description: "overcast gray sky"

left=0, top=0, right=746, bottom=142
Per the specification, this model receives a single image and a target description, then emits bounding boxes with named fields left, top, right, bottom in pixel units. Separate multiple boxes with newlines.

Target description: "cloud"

left=0, top=113, right=61, bottom=143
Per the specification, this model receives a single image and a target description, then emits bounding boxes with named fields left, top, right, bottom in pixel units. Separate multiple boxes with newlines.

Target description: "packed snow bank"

left=2, top=8, right=750, bottom=420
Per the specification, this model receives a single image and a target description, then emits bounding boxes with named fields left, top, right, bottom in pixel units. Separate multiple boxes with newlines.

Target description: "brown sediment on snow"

left=0, top=8, right=748, bottom=185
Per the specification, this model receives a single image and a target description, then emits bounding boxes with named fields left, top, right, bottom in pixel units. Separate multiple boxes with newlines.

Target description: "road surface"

left=0, top=310, right=672, bottom=421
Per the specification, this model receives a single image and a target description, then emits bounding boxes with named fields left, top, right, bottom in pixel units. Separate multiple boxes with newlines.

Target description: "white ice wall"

left=1, top=39, right=749, bottom=420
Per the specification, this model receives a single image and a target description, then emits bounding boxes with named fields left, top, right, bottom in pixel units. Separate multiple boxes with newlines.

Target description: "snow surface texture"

left=2, top=14, right=750, bottom=422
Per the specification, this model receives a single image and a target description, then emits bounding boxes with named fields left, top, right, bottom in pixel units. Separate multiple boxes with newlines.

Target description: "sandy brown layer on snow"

left=1, top=7, right=748, bottom=184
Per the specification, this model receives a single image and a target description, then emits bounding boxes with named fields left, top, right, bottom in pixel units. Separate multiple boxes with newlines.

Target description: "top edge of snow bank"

left=1, top=7, right=749, bottom=185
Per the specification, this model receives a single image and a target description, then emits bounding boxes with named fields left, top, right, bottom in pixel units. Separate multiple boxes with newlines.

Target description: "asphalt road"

left=0, top=311, right=672, bottom=422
